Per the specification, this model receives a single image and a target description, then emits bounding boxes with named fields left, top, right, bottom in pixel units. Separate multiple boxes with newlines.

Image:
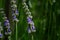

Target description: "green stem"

left=16, top=22, right=18, bottom=40
left=32, top=35, right=33, bottom=40
left=8, top=36, right=11, bottom=40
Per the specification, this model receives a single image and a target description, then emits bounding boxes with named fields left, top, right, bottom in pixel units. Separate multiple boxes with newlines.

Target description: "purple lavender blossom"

left=32, top=25, right=36, bottom=30
left=27, top=17, right=32, bottom=23
left=28, top=27, right=31, bottom=33
left=4, top=22, right=10, bottom=26
left=0, top=33, right=3, bottom=38
left=13, top=15, right=16, bottom=19
left=12, top=13, right=19, bottom=22
left=15, top=9, right=19, bottom=15
left=7, top=28, right=11, bottom=35
left=4, top=20, right=10, bottom=26
left=7, top=28, right=11, bottom=32
left=31, top=25, right=36, bottom=32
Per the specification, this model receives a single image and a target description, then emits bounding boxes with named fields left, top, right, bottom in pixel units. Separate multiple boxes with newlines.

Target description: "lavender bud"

left=25, top=5, right=28, bottom=8
left=22, top=2, right=26, bottom=5
left=28, top=15, right=33, bottom=19
left=14, top=18, right=19, bottom=22
left=26, top=12, right=31, bottom=15
left=11, top=4, right=17, bottom=8
left=28, top=12, right=31, bottom=15
left=24, top=8, right=29, bottom=12
left=23, top=5, right=28, bottom=9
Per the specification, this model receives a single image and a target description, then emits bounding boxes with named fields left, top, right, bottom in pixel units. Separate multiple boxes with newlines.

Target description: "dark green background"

left=0, top=0, right=60, bottom=40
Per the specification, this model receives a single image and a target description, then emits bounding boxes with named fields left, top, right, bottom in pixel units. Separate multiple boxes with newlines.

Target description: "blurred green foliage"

left=0, top=0, right=60, bottom=40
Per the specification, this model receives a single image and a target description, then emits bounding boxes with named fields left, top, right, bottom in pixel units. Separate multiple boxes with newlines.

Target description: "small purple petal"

left=4, top=22, right=10, bottom=26
left=7, top=28, right=11, bottom=32
left=27, top=17, right=32, bottom=22
left=13, top=15, right=16, bottom=19
left=32, top=25, right=36, bottom=30
left=0, top=33, right=3, bottom=38
left=16, top=9, right=18, bottom=13
left=28, top=27, right=31, bottom=33
left=31, top=25, right=36, bottom=32
left=8, top=29, right=11, bottom=35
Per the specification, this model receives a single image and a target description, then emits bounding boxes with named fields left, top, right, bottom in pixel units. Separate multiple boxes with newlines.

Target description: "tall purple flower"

left=22, top=0, right=36, bottom=33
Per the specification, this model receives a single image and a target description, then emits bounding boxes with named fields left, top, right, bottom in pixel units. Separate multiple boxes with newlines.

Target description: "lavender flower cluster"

left=11, top=0, right=19, bottom=22
left=0, top=8, right=11, bottom=39
left=0, top=22, right=3, bottom=38
left=4, top=15, right=11, bottom=35
left=0, top=8, right=11, bottom=38
left=22, top=0, right=36, bottom=33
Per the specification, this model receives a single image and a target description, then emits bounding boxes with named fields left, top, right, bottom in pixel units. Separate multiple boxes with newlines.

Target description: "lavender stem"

left=16, top=22, right=18, bottom=40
